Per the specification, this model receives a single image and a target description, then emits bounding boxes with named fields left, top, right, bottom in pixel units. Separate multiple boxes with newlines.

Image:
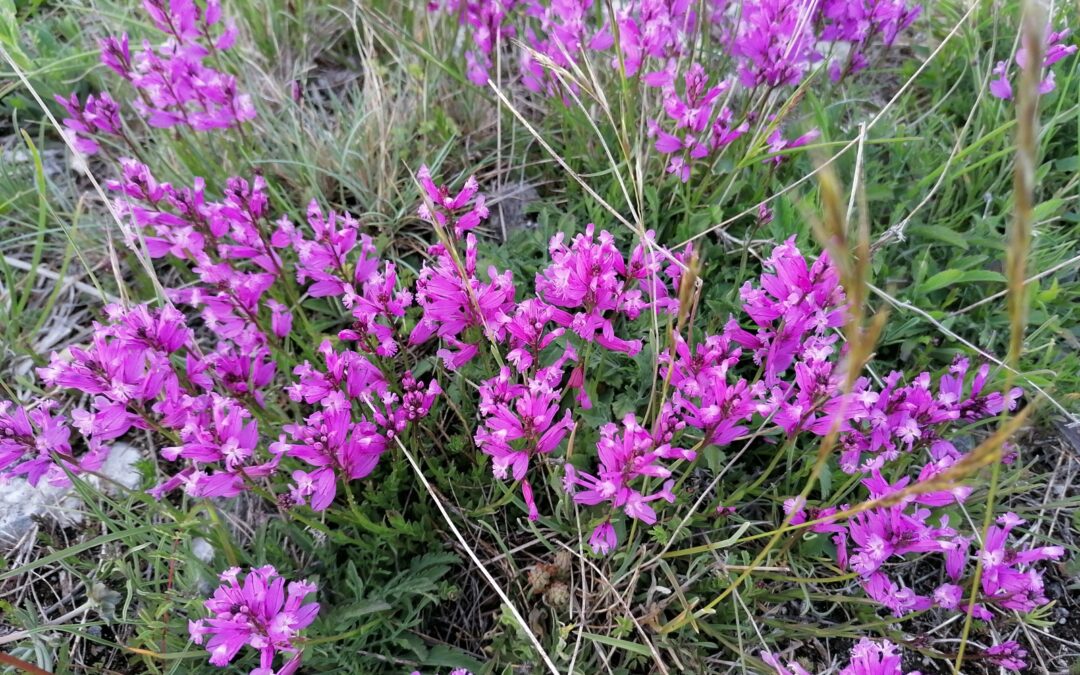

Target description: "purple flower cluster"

left=839, top=357, right=1022, bottom=474
left=28, top=302, right=279, bottom=499
left=442, top=0, right=918, bottom=89
left=614, top=0, right=694, bottom=78
left=990, top=22, right=1077, bottom=100
left=411, top=235, right=515, bottom=369
left=403, top=169, right=686, bottom=518
left=189, top=566, right=319, bottom=675
left=55, top=92, right=123, bottom=155
left=475, top=365, right=575, bottom=519
left=764, top=637, right=1031, bottom=673
left=0, top=400, right=86, bottom=487
left=535, top=224, right=666, bottom=356
left=564, top=414, right=689, bottom=553
left=648, top=64, right=748, bottom=181
left=58, top=0, right=254, bottom=155
left=280, top=344, right=439, bottom=510
left=13, top=164, right=1049, bottom=673
left=107, top=0, right=254, bottom=130
left=771, top=353, right=1058, bottom=637
left=729, top=0, right=819, bottom=89
left=107, top=158, right=288, bottom=358
left=482, top=223, right=1056, bottom=670
left=763, top=638, right=919, bottom=675
left=439, top=0, right=521, bottom=86
left=430, top=0, right=922, bottom=179
left=519, top=0, right=614, bottom=97
left=819, top=0, right=921, bottom=80
left=6, top=164, right=439, bottom=510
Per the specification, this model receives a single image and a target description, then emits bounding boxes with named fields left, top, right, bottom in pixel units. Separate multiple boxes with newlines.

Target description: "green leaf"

left=339, top=600, right=393, bottom=621
left=0, top=524, right=179, bottom=582
left=909, top=224, right=970, bottom=250
left=580, top=632, right=653, bottom=658
left=1036, top=278, right=1060, bottom=303
left=0, top=0, right=33, bottom=70
left=817, top=460, right=832, bottom=498
left=423, top=645, right=485, bottom=671
left=957, top=270, right=1006, bottom=284
left=1032, top=198, right=1065, bottom=223
left=919, top=269, right=963, bottom=293
left=1055, top=156, right=1080, bottom=174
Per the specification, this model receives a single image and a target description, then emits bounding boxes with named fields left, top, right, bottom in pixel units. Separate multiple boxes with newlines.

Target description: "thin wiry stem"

left=369, top=400, right=561, bottom=675
left=955, top=4, right=1043, bottom=672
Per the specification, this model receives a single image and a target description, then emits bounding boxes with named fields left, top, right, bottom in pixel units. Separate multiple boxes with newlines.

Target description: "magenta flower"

left=103, top=303, right=191, bottom=354
left=764, top=127, right=821, bottom=165
left=363, top=370, right=442, bottom=442
left=474, top=370, right=572, bottom=477
left=760, top=651, right=811, bottom=675
left=189, top=565, right=318, bottom=674
left=989, top=23, right=1077, bottom=100
left=731, top=0, right=817, bottom=88
left=411, top=235, right=516, bottom=369
left=845, top=504, right=955, bottom=577
left=38, top=323, right=177, bottom=410
left=280, top=408, right=386, bottom=510
left=475, top=367, right=574, bottom=519
left=989, top=60, right=1013, bottom=100
left=535, top=224, right=645, bottom=355
left=730, top=236, right=846, bottom=385
left=106, top=163, right=288, bottom=349
left=417, top=166, right=489, bottom=239
left=649, top=63, right=748, bottom=181
left=289, top=205, right=411, bottom=352
left=292, top=201, right=378, bottom=300
left=411, top=168, right=514, bottom=367
left=838, top=638, right=919, bottom=675
left=340, top=261, right=413, bottom=356
left=518, top=0, right=612, bottom=96
left=54, top=91, right=122, bottom=155
left=820, top=0, right=921, bottom=81
left=100, top=34, right=132, bottom=79
left=765, top=639, right=920, bottom=675
left=839, top=356, right=1022, bottom=474
left=588, top=521, right=617, bottom=555
left=500, top=298, right=565, bottom=372
left=267, top=300, right=293, bottom=339
left=563, top=414, right=690, bottom=551
left=661, top=330, right=742, bottom=398
left=751, top=359, right=840, bottom=438
left=209, top=344, right=277, bottom=406
left=612, top=0, right=695, bottom=78
left=0, top=401, right=84, bottom=487
left=975, top=512, right=1065, bottom=615
left=157, top=394, right=279, bottom=499
left=984, top=641, right=1027, bottom=670
left=98, top=0, right=254, bottom=132
left=286, top=340, right=385, bottom=406
left=279, top=339, right=438, bottom=510
left=437, top=0, right=519, bottom=86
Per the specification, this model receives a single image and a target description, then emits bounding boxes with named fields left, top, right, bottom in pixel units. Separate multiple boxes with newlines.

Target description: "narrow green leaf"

left=957, top=270, right=1007, bottom=284
left=909, top=224, right=970, bottom=250
left=0, top=524, right=179, bottom=582
left=580, top=632, right=653, bottom=658
left=919, top=269, right=964, bottom=293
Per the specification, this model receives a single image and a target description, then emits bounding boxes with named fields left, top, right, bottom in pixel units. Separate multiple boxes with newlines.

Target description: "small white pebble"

left=192, top=537, right=215, bottom=563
